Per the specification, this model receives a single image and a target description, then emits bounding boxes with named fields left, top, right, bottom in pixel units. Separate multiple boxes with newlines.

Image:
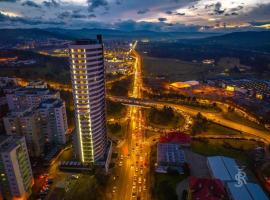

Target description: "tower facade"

left=69, top=35, right=107, bottom=164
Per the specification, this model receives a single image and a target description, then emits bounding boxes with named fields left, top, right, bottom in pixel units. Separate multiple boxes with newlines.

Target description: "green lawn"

left=64, top=175, right=100, bottom=200
left=142, top=55, right=254, bottom=82
left=107, top=76, right=133, bottom=97
left=146, top=107, right=185, bottom=130
left=223, top=112, right=267, bottom=131
left=200, top=122, right=242, bottom=136
left=150, top=145, right=187, bottom=200
left=191, top=139, right=263, bottom=164
left=142, top=56, right=225, bottom=82
left=180, top=102, right=221, bottom=113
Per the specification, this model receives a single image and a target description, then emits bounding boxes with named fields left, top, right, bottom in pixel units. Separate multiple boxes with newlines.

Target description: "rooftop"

left=157, top=143, right=185, bottom=165
left=227, top=182, right=269, bottom=200
left=207, top=156, right=244, bottom=182
left=72, top=35, right=103, bottom=46
left=189, top=176, right=227, bottom=200
left=39, top=98, right=64, bottom=108
left=0, top=135, right=24, bottom=152
left=14, top=87, right=56, bottom=95
left=6, top=107, right=36, bottom=118
left=159, top=132, right=191, bottom=144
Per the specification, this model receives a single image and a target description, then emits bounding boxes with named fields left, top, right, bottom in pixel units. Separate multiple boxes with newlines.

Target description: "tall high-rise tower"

left=69, top=35, right=108, bottom=164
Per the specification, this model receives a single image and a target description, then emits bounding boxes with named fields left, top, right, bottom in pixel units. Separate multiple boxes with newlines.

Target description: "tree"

left=156, top=181, right=178, bottom=200
left=192, top=112, right=209, bottom=135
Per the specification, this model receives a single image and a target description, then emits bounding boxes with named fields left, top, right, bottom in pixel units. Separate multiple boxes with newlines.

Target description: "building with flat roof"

left=3, top=108, right=43, bottom=157
left=156, top=143, right=185, bottom=173
left=26, top=80, right=48, bottom=89
left=0, top=136, right=33, bottom=200
left=6, top=87, right=60, bottom=111
left=38, top=98, right=68, bottom=144
left=69, top=35, right=110, bottom=167
left=207, top=156, right=268, bottom=200
left=226, top=182, right=269, bottom=200
left=207, top=156, right=244, bottom=182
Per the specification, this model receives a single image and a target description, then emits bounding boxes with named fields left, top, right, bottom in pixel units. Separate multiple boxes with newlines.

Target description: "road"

left=108, top=47, right=150, bottom=200
left=109, top=96, right=270, bottom=144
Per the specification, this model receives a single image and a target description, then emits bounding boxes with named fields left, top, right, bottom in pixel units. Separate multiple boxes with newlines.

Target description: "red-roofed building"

left=188, top=176, right=227, bottom=200
left=160, top=132, right=191, bottom=146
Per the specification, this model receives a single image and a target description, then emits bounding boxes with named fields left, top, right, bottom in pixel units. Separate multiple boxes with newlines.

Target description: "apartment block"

left=0, top=136, right=33, bottom=200
left=38, top=98, right=68, bottom=145
left=3, top=108, right=43, bottom=157
left=6, top=88, right=60, bottom=111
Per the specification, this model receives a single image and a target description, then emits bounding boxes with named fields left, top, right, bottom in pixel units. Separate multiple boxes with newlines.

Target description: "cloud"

left=88, top=13, right=96, bottom=18
left=21, top=0, right=41, bottom=8
left=58, top=11, right=70, bottom=19
left=1, top=0, right=270, bottom=31
left=137, top=8, right=150, bottom=15
left=115, top=0, right=123, bottom=5
left=43, top=0, right=59, bottom=8
left=87, top=0, right=108, bottom=12
left=158, top=17, right=167, bottom=22
left=175, top=12, right=185, bottom=16
left=213, top=2, right=226, bottom=15
left=0, top=12, right=61, bottom=26
left=0, top=0, right=18, bottom=2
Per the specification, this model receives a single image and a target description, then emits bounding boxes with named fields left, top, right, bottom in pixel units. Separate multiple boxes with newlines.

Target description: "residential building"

left=38, top=98, right=68, bottom=144
left=69, top=36, right=109, bottom=166
left=6, top=88, right=60, bottom=111
left=26, top=80, right=48, bottom=89
left=0, top=77, right=17, bottom=88
left=3, top=108, right=43, bottom=157
left=0, top=135, right=33, bottom=200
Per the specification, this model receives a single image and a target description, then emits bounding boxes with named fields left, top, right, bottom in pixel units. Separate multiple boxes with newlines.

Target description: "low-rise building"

left=207, top=156, right=268, bottom=200
left=3, top=108, right=43, bottom=157
left=159, top=132, right=191, bottom=147
left=0, top=135, right=33, bottom=200
left=156, top=143, right=185, bottom=173
left=226, top=181, right=268, bottom=200
left=207, top=156, right=243, bottom=182
left=188, top=176, right=227, bottom=200
left=38, top=98, right=68, bottom=144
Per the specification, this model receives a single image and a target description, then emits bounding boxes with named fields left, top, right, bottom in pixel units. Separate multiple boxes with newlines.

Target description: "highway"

left=109, top=46, right=150, bottom=200
left=109, top=96, right=270, bottom=143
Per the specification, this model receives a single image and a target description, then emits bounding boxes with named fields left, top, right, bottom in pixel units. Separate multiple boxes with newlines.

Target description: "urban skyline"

left=0, top=2, right=270, bottom=199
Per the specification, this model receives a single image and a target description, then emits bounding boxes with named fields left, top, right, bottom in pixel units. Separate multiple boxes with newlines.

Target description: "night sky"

left=0, top=0, right=270, bottom=31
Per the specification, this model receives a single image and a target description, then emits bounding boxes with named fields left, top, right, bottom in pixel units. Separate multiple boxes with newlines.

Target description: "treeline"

left=149, top=106, right=175, bottom=125
left=192, top=112, right=209, bottom=135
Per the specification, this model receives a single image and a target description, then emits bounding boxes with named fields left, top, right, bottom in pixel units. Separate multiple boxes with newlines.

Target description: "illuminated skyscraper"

left=69, top=35, right=108, bottom=165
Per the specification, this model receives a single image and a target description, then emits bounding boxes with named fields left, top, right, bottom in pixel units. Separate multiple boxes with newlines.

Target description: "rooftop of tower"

left=73, top=35, right=103, bottom=45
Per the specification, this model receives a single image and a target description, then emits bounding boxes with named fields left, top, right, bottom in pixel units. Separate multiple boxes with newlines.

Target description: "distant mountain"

left=45, top=28, right=220, bottom=40
left=0, top=28, right=71, bottom=44
left=0, top=28, right=221, bottom=45
left=188, top=31, right=270, bottom=52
